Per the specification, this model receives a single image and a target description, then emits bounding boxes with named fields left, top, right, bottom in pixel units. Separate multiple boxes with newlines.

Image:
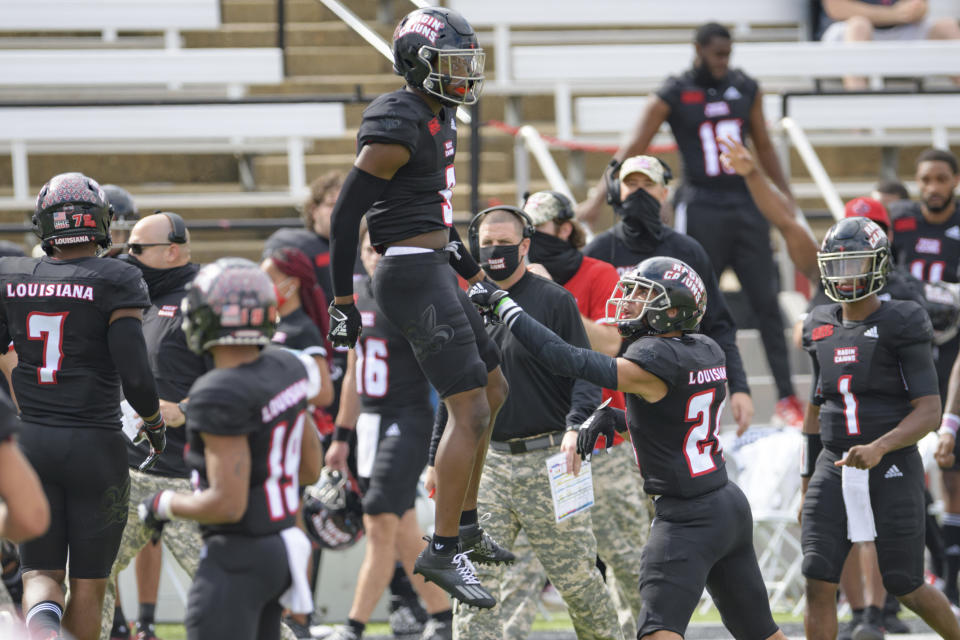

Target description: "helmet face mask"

left=393, top=7, right=485, bottom=106
left=303, top=468, right=364, bottom=550
left=818, top=217, right=890, bottom=303
left=604, top=257, right=706, bottom=339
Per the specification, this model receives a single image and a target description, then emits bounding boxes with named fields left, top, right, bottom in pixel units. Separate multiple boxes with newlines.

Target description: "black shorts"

left=802, top=447, right=925, bottom=595
left=186, top=533, right=291, bottom=640
left=17, top=422, right=130, bottom=579
left=373, top=251, right=499, bottom=398
left=637, top=482, right=779, bottom=640
left=356, top=409, right=432, bottom=517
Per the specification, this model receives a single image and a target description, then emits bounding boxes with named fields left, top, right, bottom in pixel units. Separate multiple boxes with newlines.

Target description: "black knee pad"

left=802, top=552, right=841, bottom=584
left=881, top=570, right=923, bottom=597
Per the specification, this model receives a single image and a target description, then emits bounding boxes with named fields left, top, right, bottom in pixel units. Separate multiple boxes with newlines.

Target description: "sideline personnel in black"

left=99, top=211, right=206, bottom=640
left=584, top=155, right=753, bottom=433
left=436, top=206, right=623, bottom=640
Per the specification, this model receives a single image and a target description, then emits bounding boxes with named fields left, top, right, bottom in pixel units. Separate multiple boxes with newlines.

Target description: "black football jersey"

left=272, top=307, right=327, bottom=359
left=354, top=277, right=432, bottom=415
left=0, top=256, right=150, bottom=429
left=357, top=89, right=458, bottom=246
left=622, top=334, right=729, bottom=499
left=891, top=201, right=960, bottom=284
left=185, top=348, right=311, bottom=537
left=802, top=300, right=936, bottom=450
left=657, top=68, right=759, bottom=192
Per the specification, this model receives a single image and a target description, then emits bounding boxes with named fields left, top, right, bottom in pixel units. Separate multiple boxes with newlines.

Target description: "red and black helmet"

left=33, top=172, right=112, bottom=254
left=303, top=468, right=364, bottom=550
left=605, top=257, right=707, bottom=339
left=392, top=7, right=484, bottom=106
left=181, top=258, right=278, bottom=355
left=818, top=216, right=890, bottom=303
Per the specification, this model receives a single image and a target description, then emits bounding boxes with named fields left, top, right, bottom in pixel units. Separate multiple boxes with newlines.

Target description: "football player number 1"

left=265, top=411, right=306, bottom=520
left=27, top=312, right=68, bottom=385
left=838, top=375, right=860, bottom=435
left=683, top=389, right=726, bottom=476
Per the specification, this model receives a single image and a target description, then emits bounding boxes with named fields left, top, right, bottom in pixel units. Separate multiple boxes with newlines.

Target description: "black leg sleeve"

left=428, top=402, right=448, bottom=467
left=107, top=316, right=160, bottom=420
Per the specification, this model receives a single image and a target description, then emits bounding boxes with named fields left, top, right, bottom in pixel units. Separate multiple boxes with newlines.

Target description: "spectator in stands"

left=580, top=22, right=802, bottom=429
left=872, top=178, right=911, bottom=208
left=583, top=155, right=754, bottom=434
left=816, top=0, right=960, bottom=90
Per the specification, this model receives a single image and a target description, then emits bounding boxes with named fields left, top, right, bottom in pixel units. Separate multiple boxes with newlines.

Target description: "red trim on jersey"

left=681, top=90, right=705, bottom=104
left=812, top=324, right=834, bottom=341
left=893, top=217, right=917, bottom=232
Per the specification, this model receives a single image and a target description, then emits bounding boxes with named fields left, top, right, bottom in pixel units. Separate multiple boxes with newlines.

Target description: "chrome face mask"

left=419, top=46, right=485, bottom=105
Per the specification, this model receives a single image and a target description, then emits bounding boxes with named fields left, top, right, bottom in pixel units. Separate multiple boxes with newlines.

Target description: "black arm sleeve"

left=899, top=341, right=940, bottom=400
left=108, top=317, right=160, bottom=419
left=566, top=378, right=601, bottom=428
left=329, top=167, right=391, bottom=297
left=507, top=311, right=619, bottom=390
left=446, top=226, right=482, bottom=281
left=428, top=402, right=448, bottom=467
left=809, top=352, right=824, bottom=406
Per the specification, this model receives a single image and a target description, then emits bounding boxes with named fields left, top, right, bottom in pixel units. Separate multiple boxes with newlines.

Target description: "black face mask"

left=527, top=231, right=583, bottom=286
left=613, top=187, right=664, bottom=254
left=125, top=254, right=198, bottom=297
left=479, top=244, right=522, bottom=281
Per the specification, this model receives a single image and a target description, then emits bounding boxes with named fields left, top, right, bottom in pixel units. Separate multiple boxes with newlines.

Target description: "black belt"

left=490, top=431, right=565, bottom=455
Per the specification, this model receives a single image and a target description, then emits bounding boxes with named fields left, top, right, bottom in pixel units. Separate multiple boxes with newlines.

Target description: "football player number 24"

left=683, top=388, right=726, bottom=476
left=27, top=311, right=68, bottom=385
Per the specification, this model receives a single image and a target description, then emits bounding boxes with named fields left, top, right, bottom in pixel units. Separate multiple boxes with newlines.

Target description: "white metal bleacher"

left=0, top=49, right=284, bottom=98
left=0, top=0, right=220, bottom=49
left=513, top=41, right=960, bottom=140
left=0, top=102, right=347, bottom=208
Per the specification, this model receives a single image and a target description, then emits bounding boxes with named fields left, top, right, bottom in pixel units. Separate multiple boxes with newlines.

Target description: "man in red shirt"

left=498, top=190, right=651, bottom=640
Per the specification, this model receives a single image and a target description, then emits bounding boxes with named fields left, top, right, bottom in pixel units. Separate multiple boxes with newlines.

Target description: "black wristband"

left=333, top=426, right=353, bottom=443
left=801, top=432, right=822, bottom=478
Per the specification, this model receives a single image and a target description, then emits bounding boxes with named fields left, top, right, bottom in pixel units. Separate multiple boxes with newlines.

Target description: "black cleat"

left=413, top=544, right=496, bottom=609
left=852, top=606, right=885, bottom=640
left=459, top=523, right=515, bottom=565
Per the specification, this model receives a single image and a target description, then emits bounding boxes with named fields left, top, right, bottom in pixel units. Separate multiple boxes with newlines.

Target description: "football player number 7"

left=27, top=312, right=68, bottom=385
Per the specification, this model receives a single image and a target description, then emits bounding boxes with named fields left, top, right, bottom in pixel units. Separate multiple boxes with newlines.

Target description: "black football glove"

left=467, top=280, right=520, bottom=324
left=576, top=400, right=617, bottom=461
left=328, top=301, right=362, bottom=348
left=136, top=412, right=166, bottom=472
left=138, top=490, right=172, bottom=541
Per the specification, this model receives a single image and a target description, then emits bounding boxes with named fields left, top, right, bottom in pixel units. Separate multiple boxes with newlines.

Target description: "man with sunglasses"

left=98, top=212, right=206, bottom=640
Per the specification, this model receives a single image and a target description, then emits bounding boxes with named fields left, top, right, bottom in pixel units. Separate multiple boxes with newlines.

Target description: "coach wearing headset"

left=584, top=155, right=754, bottom=433
left=442, top=206, right=624, bottom=640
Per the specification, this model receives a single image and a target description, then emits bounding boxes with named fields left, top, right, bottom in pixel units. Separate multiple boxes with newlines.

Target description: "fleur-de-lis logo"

left=404, top=305, right=454, bottom=359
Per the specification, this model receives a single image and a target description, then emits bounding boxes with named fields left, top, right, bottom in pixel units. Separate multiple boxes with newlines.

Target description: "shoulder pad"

left=802, top=303, right=840, bottom=349
left=884, top=299, right=934, bottom=346
left=362, top=90, right=431, bottom=124
left=622, top=337, right=681, bottom=386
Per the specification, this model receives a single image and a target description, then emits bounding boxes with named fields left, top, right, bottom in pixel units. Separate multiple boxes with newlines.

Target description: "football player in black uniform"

left=469, top=258, right=786, bottom=640
left=138, top=258, right=323, bottom=640
left=800, top=217, right=960, bottom=640
left=323, top=223, right=452, bottom=640
left=325, top=6, right=510, bottom=607
left=0, top=172, right=166, bottom=640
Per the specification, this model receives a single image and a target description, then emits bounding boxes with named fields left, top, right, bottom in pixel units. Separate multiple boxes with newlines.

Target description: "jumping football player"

left=325, top=6, right=509, bottom=607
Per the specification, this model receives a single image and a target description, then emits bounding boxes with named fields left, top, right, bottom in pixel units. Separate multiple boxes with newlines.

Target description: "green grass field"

left=154, top=609, right=811, bottom=639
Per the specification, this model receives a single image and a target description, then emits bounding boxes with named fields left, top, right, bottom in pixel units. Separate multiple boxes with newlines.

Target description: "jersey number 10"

left=698, top=120, right=743, bottom=177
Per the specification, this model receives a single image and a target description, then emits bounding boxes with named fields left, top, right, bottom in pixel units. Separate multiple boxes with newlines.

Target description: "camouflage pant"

left=98, top=470, right=300, bottom=640
left=452, top=446, right=624, bottom=640
left=498, top=444, right=650, bottom=640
